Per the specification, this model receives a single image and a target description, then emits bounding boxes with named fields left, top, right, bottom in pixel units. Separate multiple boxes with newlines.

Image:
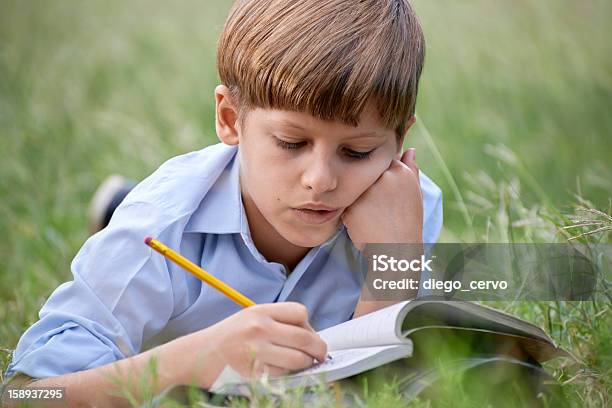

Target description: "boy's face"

left=215, top=86, right=406, bottom=249
left=237, top=107, right=403, bottom=248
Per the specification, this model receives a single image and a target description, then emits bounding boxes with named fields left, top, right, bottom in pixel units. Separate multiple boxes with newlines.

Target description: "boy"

left=3, top=0, right=442, bottom=405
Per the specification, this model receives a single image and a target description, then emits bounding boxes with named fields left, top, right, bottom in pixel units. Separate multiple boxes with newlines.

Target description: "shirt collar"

left=184, top=150, right=242, bottom=234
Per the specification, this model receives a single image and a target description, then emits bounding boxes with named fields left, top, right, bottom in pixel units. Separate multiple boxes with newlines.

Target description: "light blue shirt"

left=6, top=143, right=442, bottom=379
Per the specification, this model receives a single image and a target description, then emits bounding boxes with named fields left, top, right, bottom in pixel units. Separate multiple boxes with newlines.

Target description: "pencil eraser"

left=144, top=236, right=153, bottom=245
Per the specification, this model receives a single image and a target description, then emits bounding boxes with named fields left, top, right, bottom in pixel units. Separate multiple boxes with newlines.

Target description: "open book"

left=210, top=300, right=569, bottom=394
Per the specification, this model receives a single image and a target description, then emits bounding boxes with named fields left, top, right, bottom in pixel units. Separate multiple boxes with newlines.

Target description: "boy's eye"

left=275, top=137, right=374, bottom=160
left=343, top=148, right=374, bottom=160
left=275, top=138, right=305, bottom=150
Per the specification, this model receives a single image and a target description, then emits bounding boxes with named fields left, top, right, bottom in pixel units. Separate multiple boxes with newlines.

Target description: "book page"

left=288, top=345, right=410, bottom=378
left=319, top=301, right=409, bottom=351
left=210, top=344, right=413, bottom=395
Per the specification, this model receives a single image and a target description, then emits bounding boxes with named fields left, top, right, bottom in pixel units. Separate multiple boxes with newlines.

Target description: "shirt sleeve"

left=5, top=201, right=178, bottom=379
left=420, top=171, right=443, bottom=244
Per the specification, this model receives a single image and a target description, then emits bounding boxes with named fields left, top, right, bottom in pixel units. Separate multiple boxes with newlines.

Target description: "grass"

left=0, top=0, right=610, bottom=406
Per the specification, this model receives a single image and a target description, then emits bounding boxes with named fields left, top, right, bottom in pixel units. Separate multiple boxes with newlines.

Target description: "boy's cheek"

left=342, top=168, right=398, bottom=214
left=351, top=174, right=382, bottom=203
left=341, top=195, right=361, bottom=212
left=342, top=185, right=371, bottom=213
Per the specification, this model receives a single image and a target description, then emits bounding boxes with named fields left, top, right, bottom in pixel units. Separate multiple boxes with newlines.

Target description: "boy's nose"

left=301, top=158, right=338, bottom=193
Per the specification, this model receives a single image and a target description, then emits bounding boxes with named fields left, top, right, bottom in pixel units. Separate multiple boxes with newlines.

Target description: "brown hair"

left=217, top=0, right=425, bottom=137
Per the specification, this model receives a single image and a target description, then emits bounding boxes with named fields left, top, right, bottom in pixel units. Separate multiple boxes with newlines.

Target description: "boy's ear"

left=215, top=85, right=240, bottom=146
left=396, top=115, right=417, bottom=155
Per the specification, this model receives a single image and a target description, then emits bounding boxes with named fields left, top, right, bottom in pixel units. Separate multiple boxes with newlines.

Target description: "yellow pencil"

left=144, top=236, right=256, bottom=308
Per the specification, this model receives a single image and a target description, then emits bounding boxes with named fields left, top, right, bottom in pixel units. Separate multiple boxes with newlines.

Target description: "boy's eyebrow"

left=275, top=120, right=386, bottom=139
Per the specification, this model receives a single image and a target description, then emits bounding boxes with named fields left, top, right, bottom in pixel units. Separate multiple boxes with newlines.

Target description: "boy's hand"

left=173, top=302, right=327, bottom=388
left=341, top=148, right=423, bottom=250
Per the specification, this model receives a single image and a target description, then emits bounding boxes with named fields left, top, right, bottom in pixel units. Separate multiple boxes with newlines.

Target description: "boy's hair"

left=217, top=0, right=425, bottom=138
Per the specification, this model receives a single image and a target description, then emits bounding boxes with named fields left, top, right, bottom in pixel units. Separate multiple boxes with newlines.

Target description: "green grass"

left=0, top=0, right=610, bottom=406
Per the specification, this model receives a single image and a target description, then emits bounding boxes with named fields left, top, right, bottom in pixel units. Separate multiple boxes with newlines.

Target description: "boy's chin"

left=283, top=224, right=341, bottom=248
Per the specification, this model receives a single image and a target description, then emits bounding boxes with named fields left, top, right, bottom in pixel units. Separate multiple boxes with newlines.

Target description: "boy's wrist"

left=355, top=225, right=423, bottom=249
left=155, top=328, right=224, bottom=390
left=130, top=337, right=194, bottom=391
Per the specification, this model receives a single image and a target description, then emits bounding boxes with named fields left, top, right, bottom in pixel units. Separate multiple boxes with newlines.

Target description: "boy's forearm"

left=2, top=336, right=201, bottom=407
left=2, top=368, right=132, bottom=407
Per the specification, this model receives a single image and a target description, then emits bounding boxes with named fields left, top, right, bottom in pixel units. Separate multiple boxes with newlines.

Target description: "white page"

left=211, top=345, right=413, bottom=394
left=288, top=345, right=406, bottom=378
left=319, top=301, right=409, bottom=350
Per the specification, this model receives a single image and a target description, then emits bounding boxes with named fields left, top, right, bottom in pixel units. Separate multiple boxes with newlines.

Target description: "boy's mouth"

left=293, top=204, right=341, bottom=225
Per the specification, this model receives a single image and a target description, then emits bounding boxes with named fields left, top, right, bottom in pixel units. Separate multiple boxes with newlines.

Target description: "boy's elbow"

left=1, top=373, right=37, bottom=407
